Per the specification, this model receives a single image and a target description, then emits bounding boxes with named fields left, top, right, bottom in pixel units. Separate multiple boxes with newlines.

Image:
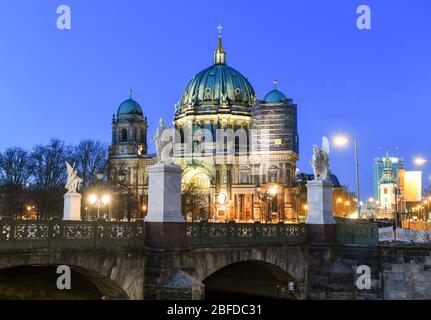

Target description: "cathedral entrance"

left=182, top=166, right=212, bottom=221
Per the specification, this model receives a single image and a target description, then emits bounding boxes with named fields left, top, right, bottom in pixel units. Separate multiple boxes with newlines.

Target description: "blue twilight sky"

left=0, top=0, right=430, bottom=199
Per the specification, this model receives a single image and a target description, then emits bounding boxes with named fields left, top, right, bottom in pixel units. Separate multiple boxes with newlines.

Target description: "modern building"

left=402, top=171, right=422, bottom=202
left=108, top=29, right=300, bottom=222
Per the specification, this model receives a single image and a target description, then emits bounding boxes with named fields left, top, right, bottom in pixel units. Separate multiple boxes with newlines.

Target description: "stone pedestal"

left=63, top=192, right=82, bottom=221
left=305, top=179, right=336, bottom=243
left=145, top=163, right=188, bottom=249
left=146, top=163, right=184, bottom=223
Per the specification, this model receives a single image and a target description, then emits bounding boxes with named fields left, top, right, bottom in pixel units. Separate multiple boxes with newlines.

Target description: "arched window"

left=120, top=129, right=128, bottom=142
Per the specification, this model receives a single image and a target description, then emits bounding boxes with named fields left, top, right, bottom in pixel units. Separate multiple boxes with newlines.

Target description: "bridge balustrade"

left=0, top=220, right=379, bottom=250
left=0, top=220, right=145, bottom=250
left=186, top=222, right=307, bottom=246
left=336, top=222, right=379, bottom=246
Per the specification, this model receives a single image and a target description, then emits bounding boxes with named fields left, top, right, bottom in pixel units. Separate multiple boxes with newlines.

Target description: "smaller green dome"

left=264, top=89, right=286, bottom=104
left=117, top=98, right=143, bottom=119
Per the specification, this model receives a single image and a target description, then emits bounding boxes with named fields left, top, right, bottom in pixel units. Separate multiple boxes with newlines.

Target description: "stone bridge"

left=0, top=220, right=430, bottom=300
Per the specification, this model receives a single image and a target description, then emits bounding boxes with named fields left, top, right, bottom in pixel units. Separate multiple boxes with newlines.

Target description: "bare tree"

left=30, top=139, right=73, bottom=219
left=108, top=164, right=140, bottom=221
left=0, top=148, right=32, bottom=218
left=73, top=140, right=108, bottom=188
left=182, top=183, right=208, bottom=221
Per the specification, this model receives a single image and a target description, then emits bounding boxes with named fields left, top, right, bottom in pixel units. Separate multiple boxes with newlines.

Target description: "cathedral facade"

left=109, top=30, right=300, bottom=222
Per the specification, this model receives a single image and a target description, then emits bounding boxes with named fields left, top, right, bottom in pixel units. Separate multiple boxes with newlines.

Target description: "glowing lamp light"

left=336, top=198, right=343, bottom=203
left=88, top=194, right=97, bottom=205
left=269, top=186, right=278, bottom=196
left=414, top=158, right=427, bottom=166
left=368, top=197, right=374, bottom=203
left=101, top=195, right=111, bottom=205
left=303, top=204, right=308, bottom=210
left=333, top=136, right=349, bottom=147
left=349, top=212, right=358, bottom=219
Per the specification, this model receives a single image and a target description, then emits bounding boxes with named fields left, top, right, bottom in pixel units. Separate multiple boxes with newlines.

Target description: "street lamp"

left=333, top=135, right=361, bottom=218
left=414, top=157, right=430, bottom=166
left=88, top=193, right=111, bottom=220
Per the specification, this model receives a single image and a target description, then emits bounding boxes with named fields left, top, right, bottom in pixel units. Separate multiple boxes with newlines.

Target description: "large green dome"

left=175, top=35, right=256, bottom=119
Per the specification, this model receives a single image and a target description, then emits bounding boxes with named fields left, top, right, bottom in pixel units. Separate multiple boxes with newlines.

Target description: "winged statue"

left=310, top=136, right=331, bottom=181
left=65, top=162, right=83, bottom=193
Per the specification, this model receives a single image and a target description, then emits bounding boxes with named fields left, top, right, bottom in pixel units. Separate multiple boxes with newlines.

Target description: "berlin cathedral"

left=108, top=29, right=300, bottom=222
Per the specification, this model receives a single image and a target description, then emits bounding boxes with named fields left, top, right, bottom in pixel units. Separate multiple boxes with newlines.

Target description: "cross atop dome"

left=273, top=79, right=278, bottom=89
left=217, top=24, right=223, bottom=38
left=129, top=89, right=133, bottom=99
left=214, top=24, right=226, bottom=65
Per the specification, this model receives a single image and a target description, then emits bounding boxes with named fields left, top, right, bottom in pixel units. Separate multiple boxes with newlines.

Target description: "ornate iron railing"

left=186, top=222, right=306, bottom=246
left=0, top=220, right=379, bottom=250
left=0, top=220, right=145, bottom=250
left=336, top=222, right=378, bottom=246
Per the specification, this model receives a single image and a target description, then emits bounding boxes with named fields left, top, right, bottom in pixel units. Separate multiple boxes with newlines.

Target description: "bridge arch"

left=0, top=265, right=128, bottom=300
left=203, top=260, right=299, bottom=299
left=0, top=250, right=145, bottom=300
left=184, top=246, right=307, bottom=299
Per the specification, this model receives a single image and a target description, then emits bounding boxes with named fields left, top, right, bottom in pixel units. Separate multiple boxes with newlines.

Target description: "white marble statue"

left=310, top=136, right=331, bottom=181
left=151, top=118, right=173, bottom=164
left=65, top=162, right=83, bottom=193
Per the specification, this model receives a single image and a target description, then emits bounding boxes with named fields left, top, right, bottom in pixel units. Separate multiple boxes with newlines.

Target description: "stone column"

left=63, top=192, right=82, bottom=221
left=305, top=179, right=336, bottom=243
